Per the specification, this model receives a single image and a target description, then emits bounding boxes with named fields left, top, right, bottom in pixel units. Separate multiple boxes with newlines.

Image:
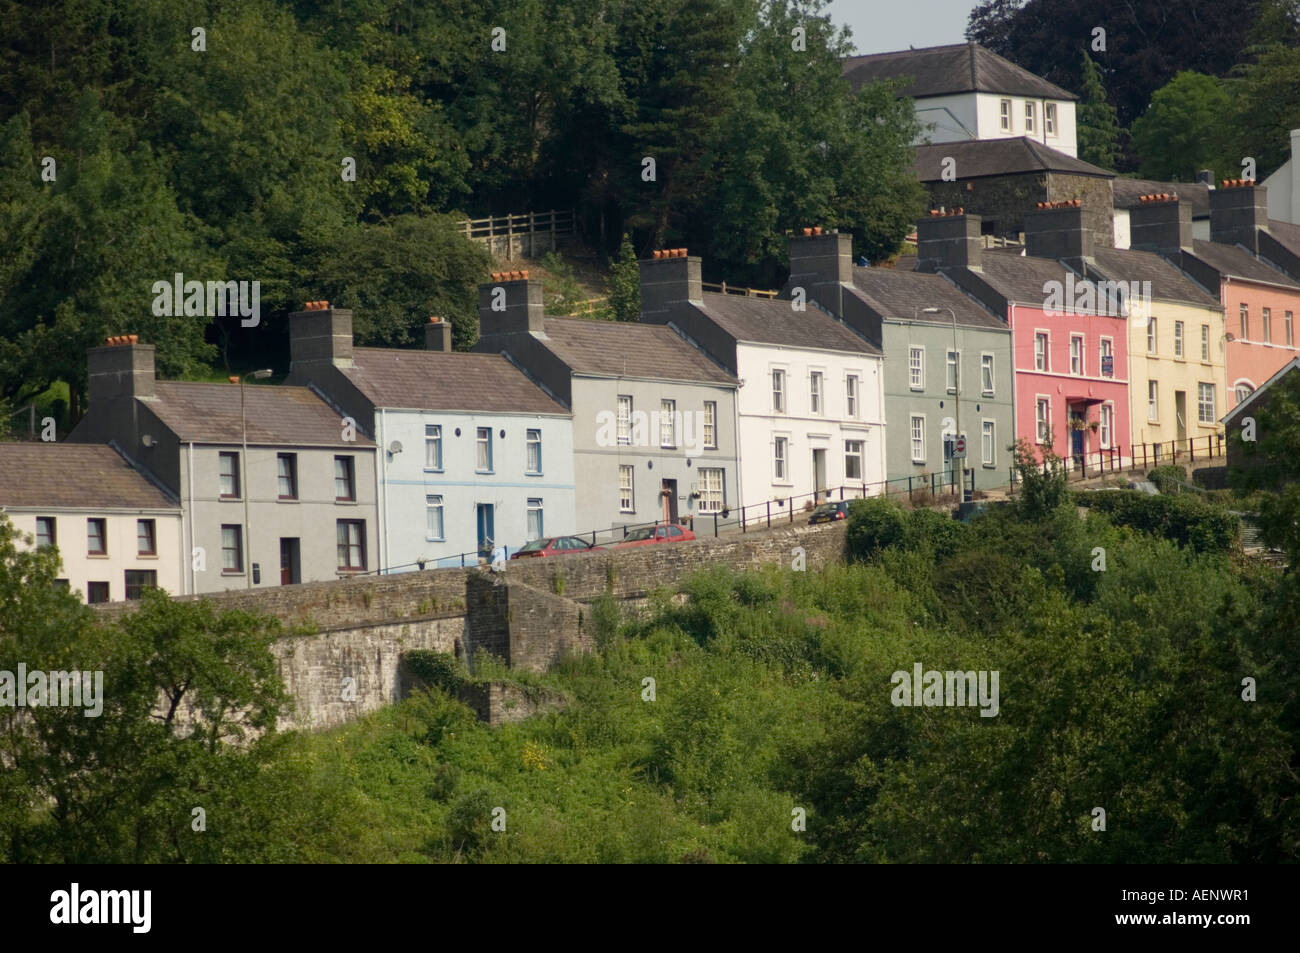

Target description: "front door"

left=1174, top=390, right=1187, bottom=451
left=812, top=448, right=827, bottom=501
left=476, top=504, right=495, bottom=557
left=1070, top=408, right=1086, bottom=469
left=279, top=538, right=300, bottom=585
left=661, top=479, right=678, bottom=523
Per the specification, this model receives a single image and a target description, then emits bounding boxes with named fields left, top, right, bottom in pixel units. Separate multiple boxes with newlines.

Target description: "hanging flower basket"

left=1068, top=418, right=1088, bottom=431
left=1087, top=420, right=1100, bottom=432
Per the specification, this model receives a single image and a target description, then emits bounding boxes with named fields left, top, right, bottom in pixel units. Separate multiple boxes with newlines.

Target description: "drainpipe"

left=379, top=407, right=390, bottom=574
left=186, top=441, right=196, bottom=594
left=731, top=386, right=743, bottom=517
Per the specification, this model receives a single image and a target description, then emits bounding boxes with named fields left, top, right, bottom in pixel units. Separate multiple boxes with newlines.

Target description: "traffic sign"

left=954, top=435, right=966, bottom=455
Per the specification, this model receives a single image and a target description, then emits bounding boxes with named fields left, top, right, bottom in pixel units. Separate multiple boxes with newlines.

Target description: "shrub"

left=402, top=650, right=468, bottom=695
left=1079, top=492, right=1240, bottom=553
left=1148, top=464, right=1187, bottom=494
left=845, top=497, right=908, bottom=561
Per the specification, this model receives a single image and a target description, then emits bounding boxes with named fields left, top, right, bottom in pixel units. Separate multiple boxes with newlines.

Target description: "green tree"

left=1226, top=43, right=1300, bottom=181
left=1228, top=370, right=1300, bottom=563
left=608, top=234, right=641, bottom=321
left=1077, top=50, right=1121, bottom=172
left=1130, top=72, right=1235, bottom=181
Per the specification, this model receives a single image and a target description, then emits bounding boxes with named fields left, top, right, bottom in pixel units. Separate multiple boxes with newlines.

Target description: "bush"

left=1079, top=492, right=1240, bottom=553
left=402, top=650, right=467, bottom=695
left=845, top=497, right=908, bottom=561
left=1148, top=464, right=1187, bottom=494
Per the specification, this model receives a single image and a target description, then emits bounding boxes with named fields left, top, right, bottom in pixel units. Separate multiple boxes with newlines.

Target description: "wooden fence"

left=701, top=281, right=779, bottom=299
left=460, top=209, right=575, bottom=260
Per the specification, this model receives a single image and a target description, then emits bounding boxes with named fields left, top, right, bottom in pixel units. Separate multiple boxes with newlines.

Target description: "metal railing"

left=1130, top=433, right=1225, bottom=471
left=366, top=469, right=986, bottom=575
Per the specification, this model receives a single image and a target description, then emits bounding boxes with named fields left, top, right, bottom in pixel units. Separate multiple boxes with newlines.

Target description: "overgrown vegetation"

left=3, top=453, right=1296, bottom=862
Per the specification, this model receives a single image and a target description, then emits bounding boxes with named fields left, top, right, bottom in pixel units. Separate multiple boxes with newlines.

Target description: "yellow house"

left=1090, top=247, right=1226, bottom=466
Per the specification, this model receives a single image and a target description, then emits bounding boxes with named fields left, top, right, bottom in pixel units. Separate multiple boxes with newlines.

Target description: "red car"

left=509, top=536, right=596, bottom=559
left=610, top=524, right=696, bottom=548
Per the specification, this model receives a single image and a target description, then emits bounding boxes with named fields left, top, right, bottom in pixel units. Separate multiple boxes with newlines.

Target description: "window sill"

left=136, top=553, right=158, bottom=560
left=335, top=499, right=359, bottom=505
left=278, top=496, right=299, bottom=502
left=525, top=471, right=543, bottom=477
left=219, top=496, right=242, bottom=502
left=423, top=468, right=444, bottom=474
left=221, top=570, right=245, bottom=576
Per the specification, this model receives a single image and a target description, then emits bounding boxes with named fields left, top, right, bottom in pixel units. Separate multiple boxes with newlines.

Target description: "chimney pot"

left=802, top=228, right=812, bottom=236
left=228, top=376, right=239, bottom=383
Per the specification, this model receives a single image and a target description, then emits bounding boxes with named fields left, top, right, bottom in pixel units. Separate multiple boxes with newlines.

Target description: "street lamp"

left=919, top=306, right=970, bottom=502
left=239, top=369, right=273, bottom=588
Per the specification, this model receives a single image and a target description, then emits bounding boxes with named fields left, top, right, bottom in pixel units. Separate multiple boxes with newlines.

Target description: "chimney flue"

left=1023, top=202, right=1093, bottom=270
left=1129, top=195, right=1193, bottom=255
left=478, top=273, right=545, bottom=337
left=87, top=336, right=156, bottom=406
left=424, top=316, right=452, bottom=352
left=1209, top=181, right=1268, bottom=254
left=915, top=211, right=983, bottom=273
left=638, top=250, right=702, bottom=323
left=289, top=302, right=354, bottom=368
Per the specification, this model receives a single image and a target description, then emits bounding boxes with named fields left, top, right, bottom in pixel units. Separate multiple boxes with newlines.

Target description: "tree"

left=1226, top=43, right=1300, bottom=181
left=1130, top=72, right=1235, bottom=181
left=0, top=512, right=290, bottom=862
left=607, top=234, right=641, bottom=322
left=1011, top=433, right=1069, bottom=519
left=1228, top=370, right=1300, bottom=564
left=1077, top=51, right=1121, bottom=172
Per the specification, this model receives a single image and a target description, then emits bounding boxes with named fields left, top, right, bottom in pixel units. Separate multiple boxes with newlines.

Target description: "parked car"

left=509, top=536, right=596, bottom=559
left=808, top=500, right=851, bottom=524
left=610, top=524, right=696, bottom=548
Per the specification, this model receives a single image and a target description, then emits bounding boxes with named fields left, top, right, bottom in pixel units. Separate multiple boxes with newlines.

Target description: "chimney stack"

left=87, top=335, right=156, bottom=407
left=477, top=271, right=545, bottom=337
left=424, top=316, right=452, bottom=352
left=1129, top=194, right=1193, bottom=256
left=786, top=229, right=851, bottom=317
left=1023, top=201, right=1093, bottom=270
left=915, top=210, right=983, bottom=273
left=638, top=248, right=702, bottom=324
left=289, top=301, right=354, bottom=369
left=1209, top=180, right=1268, bottom=254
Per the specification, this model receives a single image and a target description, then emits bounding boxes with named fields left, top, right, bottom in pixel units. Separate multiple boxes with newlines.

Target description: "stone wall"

left=98, top=521, right=850, bottom=731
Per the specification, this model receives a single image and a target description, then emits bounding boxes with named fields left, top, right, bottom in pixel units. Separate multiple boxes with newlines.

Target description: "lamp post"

left=239, top=369, right=273, bottom=588
left=920, top=306, right=969, bottom=501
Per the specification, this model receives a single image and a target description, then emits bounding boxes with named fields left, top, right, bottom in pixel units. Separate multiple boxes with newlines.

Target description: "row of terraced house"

left=9, top=43, right=1300, bottom=601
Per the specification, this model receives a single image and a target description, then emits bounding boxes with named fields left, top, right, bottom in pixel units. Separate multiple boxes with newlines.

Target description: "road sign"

left=954, top=435, right=966, bottom=455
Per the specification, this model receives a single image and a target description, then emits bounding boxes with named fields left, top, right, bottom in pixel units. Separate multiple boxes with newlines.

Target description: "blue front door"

left=476, top=504, right=495, bottom=556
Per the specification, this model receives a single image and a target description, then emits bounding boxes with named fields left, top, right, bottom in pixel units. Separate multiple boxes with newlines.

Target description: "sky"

left=828, top=0, right=983, bottom=55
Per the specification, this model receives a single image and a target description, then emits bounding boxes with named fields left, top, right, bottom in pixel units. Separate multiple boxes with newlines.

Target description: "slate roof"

left=1113, top=177, right=1212, bottom=218
left=1268, top=219, right=1300, bottom=253
left=148, top=382, right=375, bottom=447
left=0, top=443, right=178, bottom=510
left=849, top=267, right=1006, bottom=329
left=1089, top=247, right=1221, bottom=308
left=343, top=348, right=568, bottom=415
left=912, top=139, right=1112, bottom=182
left=538, top=317, right=737, bottom=384
left=1188, top=240, right=1300, bottom=288
left=976, top=249, right=1123, bottom=314
left=693, top=292, right=881, bottom=354
left=843, top=42, right=1077, bottom=101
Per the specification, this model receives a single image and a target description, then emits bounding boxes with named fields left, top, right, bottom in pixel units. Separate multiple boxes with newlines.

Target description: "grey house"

left=784, top=231, right=1014, bottom=491
left=68, top=336, right=378, bottom=593
left=473, top=274, right=739, bottom=534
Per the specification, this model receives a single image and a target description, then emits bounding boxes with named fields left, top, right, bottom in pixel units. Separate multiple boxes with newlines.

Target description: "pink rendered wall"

left=1222, top=281, right=1300, bottom=410
left=1008, top=304, right=1131, bottom=462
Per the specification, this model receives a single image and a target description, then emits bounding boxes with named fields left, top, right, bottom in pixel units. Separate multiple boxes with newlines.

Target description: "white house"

left=287, top=309, right=576, bottom=569
left=0, top=442, right=183, bottom=603
left=844, top=42, right=1079, bottom=158
left=638, top=249, right=886, bottom=515
left=1263, top=129, right=1300, bottom=225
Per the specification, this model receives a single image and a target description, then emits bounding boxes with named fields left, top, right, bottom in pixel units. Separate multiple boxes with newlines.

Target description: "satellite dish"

left=388, top=440, right=403, bottom=454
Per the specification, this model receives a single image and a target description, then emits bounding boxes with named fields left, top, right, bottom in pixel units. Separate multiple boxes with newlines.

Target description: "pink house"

left=916, top=208, right=1130, bottom=468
